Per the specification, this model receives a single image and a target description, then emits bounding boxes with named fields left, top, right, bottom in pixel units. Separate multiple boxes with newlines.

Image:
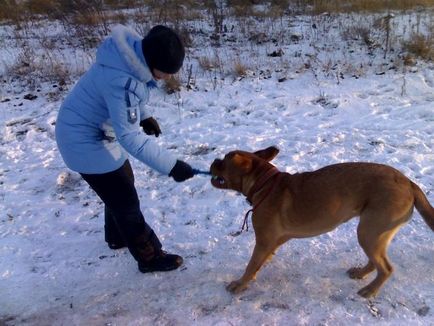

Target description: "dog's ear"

left=232, top=153, right=253, bottom=172
left=253, top=146, right=279, bottom=161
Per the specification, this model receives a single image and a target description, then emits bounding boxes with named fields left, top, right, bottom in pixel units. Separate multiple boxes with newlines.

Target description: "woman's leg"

left=80, top=160, right=182, bottom=272
left=104, top=160, right=135, bottom=249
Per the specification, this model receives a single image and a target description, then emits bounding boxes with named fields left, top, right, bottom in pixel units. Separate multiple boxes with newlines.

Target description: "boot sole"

left=107, top=243, right=127, bottom=250
left=138, top=264, right=182, bottom=273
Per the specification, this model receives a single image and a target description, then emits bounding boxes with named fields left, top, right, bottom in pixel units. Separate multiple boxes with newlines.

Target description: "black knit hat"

left=142, top=25, right=185, bottom=74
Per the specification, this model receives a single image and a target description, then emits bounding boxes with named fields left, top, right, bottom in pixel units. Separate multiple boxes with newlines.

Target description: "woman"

left=56, top=25, right=193, bottom=273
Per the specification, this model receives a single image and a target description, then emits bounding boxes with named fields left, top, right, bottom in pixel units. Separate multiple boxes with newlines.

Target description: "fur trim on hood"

left=111, top=25, right=152, bottom=82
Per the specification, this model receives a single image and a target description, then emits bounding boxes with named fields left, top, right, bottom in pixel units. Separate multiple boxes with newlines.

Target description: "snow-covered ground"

left=1, top=10, right=434, bottom=326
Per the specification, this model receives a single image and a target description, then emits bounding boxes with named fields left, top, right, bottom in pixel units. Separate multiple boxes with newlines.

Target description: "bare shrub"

left=0, top=1, right=12, bottom=21
left=233, top=59, right=248, bottom=77
left=2, top=0, right=434, bottom=94
left=6, top=46, right=71, bottom=89
left=342, top=26, right=376, bottom=48
left=229, top=1, right=289, bottom=19
left=267, top=4, right=288, bottom=19
left=103, top=0, right=142, bottom=9
left=402, top=54, right=416, bottom=66
left=109, top=11, right=129, bottom=26
left=146, top=0, right=200, bottom=27
left=176, top=27, right=193, bottom=49
left=132, top=1, right=197, bottom=51
left=198, top=56, right=220, bottom=71
left=311, top=0, right=434, bottom=14
left=163, top=75, right=182, bottom=94
left=7, top=48, right=36, bottom=79
left=205, top=0, right=226, bottom=34
left=53, top=0, right=111, bottom=50
left=0, top=0, right=29, bottom=28
left=402, top=34, right=434, bottom=60
left=24, top=0, right=56, bottom=15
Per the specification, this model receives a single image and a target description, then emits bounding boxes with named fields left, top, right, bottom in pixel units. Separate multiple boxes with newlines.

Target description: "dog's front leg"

left=227, top=242, right=276, bottom=294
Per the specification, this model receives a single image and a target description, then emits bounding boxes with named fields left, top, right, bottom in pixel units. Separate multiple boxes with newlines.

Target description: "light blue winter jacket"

left=55, top=25, right=177, bottom=175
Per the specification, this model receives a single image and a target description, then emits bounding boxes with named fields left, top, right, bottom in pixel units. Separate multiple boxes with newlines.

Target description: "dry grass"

left=163, top=75, right=182, bottom=94
left=146, top=0, right=203, bottom=26
left=0, top=1, right=26, bottom=25
left=233, top=59, right=248, bottom=77
left=198, top=56, right=220, bottom=71
left=2, top=0, right=434, bottom=90
left=402, top=33, right=434, bottom=60
left=228, top=0, right=290, bottom=18
left=310, top=0, right=434, bottom=14
left=225, top=0, right=434, bottom=15
left=2, top=0, right=434, bottom=23
left=342, top=26, right=374, bottom=47
left=24, top=0, right=56, bottom=14
left=6, top=47, right=71, bottom=88
left=228, top=2, right=255, bottom=18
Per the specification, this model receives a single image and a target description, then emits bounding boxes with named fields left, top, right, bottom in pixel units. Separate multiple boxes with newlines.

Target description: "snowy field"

left=1, top=10, right=434, bottom=326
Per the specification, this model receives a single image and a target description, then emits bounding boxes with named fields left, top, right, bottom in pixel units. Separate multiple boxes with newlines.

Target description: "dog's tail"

left=412, top=182, right=434, bottom=231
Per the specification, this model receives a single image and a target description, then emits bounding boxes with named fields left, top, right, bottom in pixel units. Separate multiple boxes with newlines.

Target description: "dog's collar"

left=246, top=166, right=280, bottom=204
left=240, top=166, right=280, bottom=233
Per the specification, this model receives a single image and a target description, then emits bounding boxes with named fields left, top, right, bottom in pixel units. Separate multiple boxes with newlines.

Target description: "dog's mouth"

left=210, top=159, right=227, bottom=188
left=211, top=174, right=226, bottom=188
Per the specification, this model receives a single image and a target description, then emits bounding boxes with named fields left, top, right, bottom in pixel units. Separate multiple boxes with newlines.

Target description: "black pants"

left=80, top=160, right=162, bottom=262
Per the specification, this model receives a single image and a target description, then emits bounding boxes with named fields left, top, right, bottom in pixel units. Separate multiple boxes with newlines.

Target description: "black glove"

left=140, top=117, right=161, bottom=137
left=169, top=160, right=194, bottom=182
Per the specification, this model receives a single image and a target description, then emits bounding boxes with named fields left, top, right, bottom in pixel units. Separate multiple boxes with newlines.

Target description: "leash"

left=241, top=167, right=280, bottom=232
left=192, top=168, right=211, bottom=176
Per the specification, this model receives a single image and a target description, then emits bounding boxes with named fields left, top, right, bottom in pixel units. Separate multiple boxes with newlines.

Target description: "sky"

left=1, top=8, right=433, bottom=326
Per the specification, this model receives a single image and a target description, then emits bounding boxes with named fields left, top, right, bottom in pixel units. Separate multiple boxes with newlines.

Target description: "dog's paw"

left=357, top=285, right=378, bottom=298
left=226, top=280, right=248, bottom=294
left=347, top=267, right=371, bottom=279
left=347, top=267, right=364, bottom=279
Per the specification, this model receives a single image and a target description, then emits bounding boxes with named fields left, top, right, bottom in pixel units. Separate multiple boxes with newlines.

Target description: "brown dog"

left=210, top=146, right=434, bottom=298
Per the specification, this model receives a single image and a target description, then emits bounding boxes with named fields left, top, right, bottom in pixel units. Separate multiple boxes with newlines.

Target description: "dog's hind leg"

left=352, top=214, right=407, bottom=298
left=350, top=192, right=413, bottom=298
left=347, top=218, right=377, bottom=280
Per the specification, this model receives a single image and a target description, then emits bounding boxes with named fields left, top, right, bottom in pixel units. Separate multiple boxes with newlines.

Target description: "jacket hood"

left=96, top=25, right=153, bottom=82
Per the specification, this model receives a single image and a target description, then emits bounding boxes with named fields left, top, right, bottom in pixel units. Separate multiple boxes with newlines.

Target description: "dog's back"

left=277, top=163, right=412, bottom=231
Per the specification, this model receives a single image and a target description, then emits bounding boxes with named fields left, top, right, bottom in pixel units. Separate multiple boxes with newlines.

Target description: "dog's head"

left=210, top=146, right=279, bottom=192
